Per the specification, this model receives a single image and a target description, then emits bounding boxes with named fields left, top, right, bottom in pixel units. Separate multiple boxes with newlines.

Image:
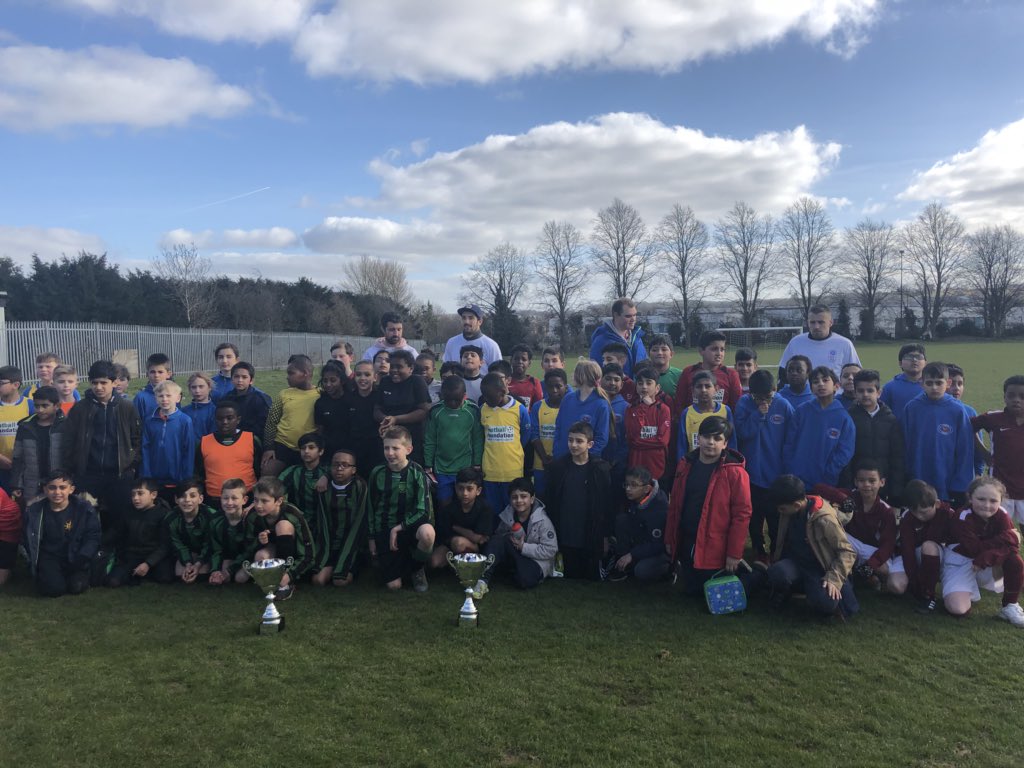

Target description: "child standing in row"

left=529, top=368, right=567, bottom=498
left=552, top=360, right=611, bottom=460
left=424, top=376, right=482, bottom=509
left=10, top=386, right=64, bottom=506
left=183, top=372, right=216, bottom=438
left=262, top=355, right=318, bottom=476
left=480, top=373, right=531, bottom=514
left=783, top=366, right=854, bottom=488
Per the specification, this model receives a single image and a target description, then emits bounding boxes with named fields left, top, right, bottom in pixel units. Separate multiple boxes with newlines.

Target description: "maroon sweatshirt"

left=899, top=503, right=957, bottom=582
left=954, top=508, right=1021, bottom=568
left=816, top=486, right=896, bottom=570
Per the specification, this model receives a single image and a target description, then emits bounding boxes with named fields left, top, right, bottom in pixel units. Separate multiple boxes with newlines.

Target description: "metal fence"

left=0, top=321, right=423, bottom=382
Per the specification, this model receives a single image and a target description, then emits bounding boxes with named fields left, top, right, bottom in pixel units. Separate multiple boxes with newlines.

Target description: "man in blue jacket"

left=588, top=298, right=646, bottom=377
left=783, top=366, right=855, bottom=488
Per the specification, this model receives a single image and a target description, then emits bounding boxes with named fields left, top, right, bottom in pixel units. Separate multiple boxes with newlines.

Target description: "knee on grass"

left=416, top=524, right=436, bottom=551
left=945, top=593, right=973, bottom=616
left=887, top=573, right=909, bottom=595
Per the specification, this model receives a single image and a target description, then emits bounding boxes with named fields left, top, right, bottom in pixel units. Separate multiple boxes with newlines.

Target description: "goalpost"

left=715, top=327, right=803, bottom=368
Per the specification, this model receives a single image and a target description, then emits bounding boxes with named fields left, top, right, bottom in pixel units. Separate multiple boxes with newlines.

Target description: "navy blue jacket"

left=22, top=495, right=101, bottom=576
left=623, top=481, right=669, bottom=562
left=734, top=393, right=794, bottom=489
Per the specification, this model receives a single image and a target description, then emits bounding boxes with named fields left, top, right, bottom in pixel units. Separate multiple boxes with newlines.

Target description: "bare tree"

left=461, top=242, right=530, bottom=314
left=657, top=203, right=710, bottom=346
left=341, top=254, right=415, bottom=308
left=966, top=225, right=1024, bottom=338
left=842, top=219, right=896, bottom=341
left=899, top=202, right=967, bottom=338
left=534, top=220, right=588, bottom=349
left=153, top=242, right=216, bottom=327
left=591, top=198, right=655, bottom=299
left=715, top=201, right=777, bottom=326
left=777, top=197, right=837, bottom=318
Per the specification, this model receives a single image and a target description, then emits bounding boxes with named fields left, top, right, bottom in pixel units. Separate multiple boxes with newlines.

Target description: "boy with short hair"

left=24, top=352, right=60, bottom=398
left=947, top=362, right=985, bottom=477
left=105, top=476, right=174, bottom=587
left=208, top=477, right=251, bottom=585
left=140, top=380, right=196, bottom=497
left=530, top=368, right=567, bottom=498
left=262, top=355, right=318, bottom=476
left=545, top=421, right=612, bottom=580
left=783, top=366, right=855, bottom=488
left=600, top=363, right=630, bottom=488
left=21, top=470, right=101, bottom=597
left=777, top=355, right=814, bottom=410
left=735, top=369, right=794, bottom=565
left=647, top=335, right=681, bottom=398
left=766, top=474, right=858, bottom=618
left=0, top=365, right=34, bottom=489
left=221, top=361, right=272, bottom=438
left=540, top=346, right=567, bottom=398
left=901, top=361, right=973, bottom=504
left=508, top=344, right=543, bottom=408
left=63, top=360, right=142, bottom=535
left=198, top=400, right=260, bottom=507
left=672, top=331, right=743, bottom=416
left=211, top=342, right=239, bottom=401
left=320, top=448, right=368, bottom=587
left=183, top=371, right=216, bottom=438
left=606, top=466, right=670, bottom=583
left=424, top=376, right=483, bottom=509
left=624, top=367, right=672, bottom=482
left=367, top=427, right=435, bottom=592
left=601, top=343, right=637, bottom=404
left=665, top=416, right=752, bottom=597
left=278, top=431, right=329, bottom=578
left=52, top=365, right=81, bottom=414
left=330, top=340, right=355, bottom=376
left=460, top=344, right=485, bottom=402
left=476, top=476, right=557, bottom=593
left=677, top=370, right=735, bottom=461
left=375, top=349, right=431, bottom=465
left=972, top=375, right=1024, bottom=534
left=417, top=353, right=441, bottom=404
left=734, top=348, right=757, bottom=394
left=893, top=479, right=957, bottom=614
left=839, top=369, right=905, bottom=503
left=839, top=363, right=861, bottom=409
left=479, top=373, right=531, bottom=514
left=240, top=475, right=315, bottom=599
left=164, top=479, right=213, bottom=584
left=880, top=343, right=926, bottom=418
left=133, top=353, right=173, bottom=421
left=10, top=386, right=65, bottom=507
left=430, top=466, right=493, bottom=569
left=112, top=364, right=131, bottom=396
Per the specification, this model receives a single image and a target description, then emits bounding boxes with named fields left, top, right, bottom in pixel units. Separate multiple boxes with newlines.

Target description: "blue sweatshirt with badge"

left=552, top=388, right=611, bottom=459
left=901, top=393, right=973, bottom=499
left=880, top=373, right=925, bottom=419
left=783, top=398, right=855, bottom=487
left=735, top=393, right=795, bottom=489
left=778, top=382, right=814, bottom=410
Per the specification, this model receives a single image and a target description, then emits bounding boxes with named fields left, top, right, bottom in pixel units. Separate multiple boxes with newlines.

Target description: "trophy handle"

left=284, top=556, right=294, bottom=568
left=241, top=560, right=252, bottom=578
left=485, top=554, right=495, bottom=567
left=446, top=551, right=456, bottom=568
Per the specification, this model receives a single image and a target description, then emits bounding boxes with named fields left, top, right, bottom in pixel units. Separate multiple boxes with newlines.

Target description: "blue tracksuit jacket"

left=783, top=398, right=855, bottom=487
left=141, top=409, right=197, bottom=485
left=604, top=394, right=629, bottom=468
left=880, top=373, right=925, bottom=418
left=182, top=400, right=217, bottom=439
left=900, top=393, right=973, bottom=500
left=552, top=388, right=611, bottom=459
left=134, top=383, right=157, bottom=421
left=735, top=393, right=795, bottom=489
left=778, top=382, right=814, bottom=410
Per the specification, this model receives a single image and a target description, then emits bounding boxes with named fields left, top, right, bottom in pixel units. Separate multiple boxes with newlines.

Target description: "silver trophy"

left=242, top=557, right=294, bottom=635
left=447, top=552, right=494, bottom=628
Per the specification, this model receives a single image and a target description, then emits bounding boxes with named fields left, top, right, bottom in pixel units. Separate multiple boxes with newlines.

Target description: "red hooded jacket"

left=664, top=448, right=752, bottom=570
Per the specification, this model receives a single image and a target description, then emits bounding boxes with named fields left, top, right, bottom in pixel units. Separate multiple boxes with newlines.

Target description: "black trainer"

left=915, top=597, right=937, bottom=615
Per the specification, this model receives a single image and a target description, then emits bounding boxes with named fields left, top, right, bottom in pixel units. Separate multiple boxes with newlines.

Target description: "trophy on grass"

left=242, top=557, right=293, bottom=635
left=447, top=552, right=494, bottom=628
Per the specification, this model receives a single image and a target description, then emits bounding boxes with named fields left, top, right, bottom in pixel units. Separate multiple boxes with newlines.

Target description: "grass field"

left=7, top=339, right=1024, bottom=767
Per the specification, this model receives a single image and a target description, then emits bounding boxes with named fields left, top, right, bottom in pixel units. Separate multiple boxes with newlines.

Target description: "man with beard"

left=442, top=304, right=502, bottom=376
left=361, top=312, right=419, bottom=360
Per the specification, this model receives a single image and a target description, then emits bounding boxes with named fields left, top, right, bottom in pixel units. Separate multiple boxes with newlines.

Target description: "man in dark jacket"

left=545, top=421, right=613, bottom=580
left=607, top=466, right=669, bottom=582
left=838, top=370, right=906, bottom=503
left=21, top=470, right=101, bottom=597
left=63, top=360, right=142, bottom=535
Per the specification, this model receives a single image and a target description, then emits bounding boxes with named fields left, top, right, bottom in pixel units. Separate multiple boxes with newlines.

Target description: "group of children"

left=2, top=333, right=1023, bottom=631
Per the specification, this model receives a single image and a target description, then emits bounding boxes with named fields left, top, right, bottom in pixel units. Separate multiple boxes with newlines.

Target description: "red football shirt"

left=972, top=409, right=1024, bottom=499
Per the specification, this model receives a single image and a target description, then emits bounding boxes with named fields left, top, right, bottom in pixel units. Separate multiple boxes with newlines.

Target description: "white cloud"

left=302, top=111, right=841, bottom=304
left=294, top=0, right=881, bottom=83
left=860, top=200, right=886, bottom=215
left=160, top=228, right=298, bottom=250
left=899, top=116, right=1024, bottom=229
left=0, top=44, right=252, bottom=130
left=60, top=0, right=315, bottom=44
left=0, top=226, right=107, bottom=265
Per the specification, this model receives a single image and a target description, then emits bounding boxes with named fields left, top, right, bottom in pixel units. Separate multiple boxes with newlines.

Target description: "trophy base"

left=458, top=614, right=478, bottom=628
left=259, top=616, right=285, bottom=635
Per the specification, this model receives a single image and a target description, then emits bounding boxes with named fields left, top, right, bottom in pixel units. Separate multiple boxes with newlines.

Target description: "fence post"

left=45, top=321, right=53, bottom=353
left=93, top=322, right=101, bottom=358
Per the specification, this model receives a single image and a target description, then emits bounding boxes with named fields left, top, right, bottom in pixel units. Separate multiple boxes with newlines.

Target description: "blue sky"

left=2, top=0, right=1023, bottom=309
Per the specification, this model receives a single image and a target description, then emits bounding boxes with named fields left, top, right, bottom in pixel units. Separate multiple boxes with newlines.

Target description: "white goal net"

left=715, top=327, right=803, bottom=367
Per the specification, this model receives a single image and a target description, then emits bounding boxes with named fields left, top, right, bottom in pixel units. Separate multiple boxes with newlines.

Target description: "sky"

left=2, top=0, right=1023, bottom=310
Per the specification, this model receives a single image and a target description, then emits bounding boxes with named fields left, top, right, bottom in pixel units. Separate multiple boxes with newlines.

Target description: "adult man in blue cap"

left=442, top=304, right=503, bottom=375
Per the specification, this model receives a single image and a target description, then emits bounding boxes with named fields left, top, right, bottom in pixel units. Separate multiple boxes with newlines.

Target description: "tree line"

left=461, top=198, right=1024, bottom=347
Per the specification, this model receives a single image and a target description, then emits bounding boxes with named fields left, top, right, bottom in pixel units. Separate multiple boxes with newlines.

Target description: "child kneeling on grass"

left=942, top=476, right=1024, bottom=627
left=475, top=476, right=558, bottom=596
left=165, top=479, right=213, bottom=585
left=208, top=478, right=252, bottom=586
left=430, top=467, right=492, bottom=570
left=893, top=479, right=957, bottom=614
left=105, top=477, right=174, bottom=587
left=766, top=474, right=858, bottom=619
left=367, top=427, right=435, bottom=593
left=22, top=471, right=101, bottom=597
left=605, top=466, right=670, bottom=583
left=239, top=476, right=315, bottom=600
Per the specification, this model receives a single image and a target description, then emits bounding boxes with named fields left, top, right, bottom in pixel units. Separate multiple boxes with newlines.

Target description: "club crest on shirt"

left=937, top=423, right=953, bottom=435
left=64, top=519, right=73, bottom=532
left=770, top=414, right=784, bottom=425
left=827, top=428, right=840, bottom=439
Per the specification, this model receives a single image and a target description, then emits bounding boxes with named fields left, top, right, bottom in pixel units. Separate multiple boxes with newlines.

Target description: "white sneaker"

left=998, top=602, right=1024, bottom=628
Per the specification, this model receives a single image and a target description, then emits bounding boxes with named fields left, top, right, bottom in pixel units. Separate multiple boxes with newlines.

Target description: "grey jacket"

left=495, top=499, right=559, bottom=576
left=10, top=411, right=66, bottom=500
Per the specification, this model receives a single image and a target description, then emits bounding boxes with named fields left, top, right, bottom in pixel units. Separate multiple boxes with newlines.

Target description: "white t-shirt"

left=443, top=333, right=503, bottom=375
left=780, top=332, right=860, bottom=378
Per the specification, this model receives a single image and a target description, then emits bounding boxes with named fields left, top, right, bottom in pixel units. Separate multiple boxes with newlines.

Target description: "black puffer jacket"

left=839, top=402, right=906, bottom=503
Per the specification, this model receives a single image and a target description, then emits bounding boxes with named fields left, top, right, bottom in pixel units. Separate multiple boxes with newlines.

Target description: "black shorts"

left=0, top=539, right=17, bottom=570
left=374, top=520, right=430, bottom=583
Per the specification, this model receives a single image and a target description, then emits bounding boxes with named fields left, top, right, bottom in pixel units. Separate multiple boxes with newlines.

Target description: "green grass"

left=21, top=339, right=1024, bottom=766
